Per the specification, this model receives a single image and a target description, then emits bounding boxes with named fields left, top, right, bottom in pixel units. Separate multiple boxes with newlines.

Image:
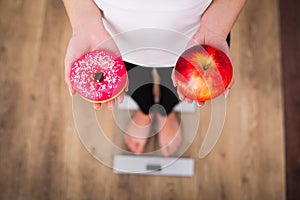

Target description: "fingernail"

left=106, top=102, right=114, bottom=110
left=224, top=89, right=230, bottom=98
left=118, top=98, right=124, bottom=104
left=197, top=101, right=204, bottom=106
left=68, top=88, right=73, bottom=96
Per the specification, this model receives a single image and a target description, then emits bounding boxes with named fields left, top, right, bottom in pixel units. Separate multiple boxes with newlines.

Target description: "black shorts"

left=125, top=63, right=179, bottom=116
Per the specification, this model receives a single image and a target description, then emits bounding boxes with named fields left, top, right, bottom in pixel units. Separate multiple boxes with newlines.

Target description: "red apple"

left=70, top=49, right=128, bottom=103
left=174, top=45, right=233, bottom=102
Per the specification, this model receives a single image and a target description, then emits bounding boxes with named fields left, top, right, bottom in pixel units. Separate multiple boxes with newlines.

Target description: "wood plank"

left=232, top=0, right=285, bottom=199
left=279, top=0, right=300, bottom=199
left=25, top=0, right=72, bottom=199
left=0, top=0, right=48, bottom=199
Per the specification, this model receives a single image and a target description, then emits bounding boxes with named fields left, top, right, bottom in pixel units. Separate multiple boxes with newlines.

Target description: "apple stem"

left=94, top=72, right=104, bottom=82
left=203, top=66, right=209, bottom=70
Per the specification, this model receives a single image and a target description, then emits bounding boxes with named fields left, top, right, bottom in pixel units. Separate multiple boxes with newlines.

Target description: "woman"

left=62, top=0, right=246, bottom=156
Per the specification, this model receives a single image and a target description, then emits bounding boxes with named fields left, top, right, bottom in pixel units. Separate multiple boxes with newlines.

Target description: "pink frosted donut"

left=70, top=49, right=128, bottom=103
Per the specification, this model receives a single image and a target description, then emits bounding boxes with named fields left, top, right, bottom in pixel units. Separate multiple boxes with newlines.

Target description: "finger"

left=224, top=78, right=234, bottom=99
left=185, top=98, right=193, bottom=104
left=64, top=36, right=91, bottom=96
left=171, top=69, right=177, bottom=87
left=117, top=92, right=125, bottom=104
left=65, top=63, right=75, bottom=95
left=224, top=88, right=230, bottom=98
left=68, top=87, right=75, bottom=96
left=177, top=88, right=186, bottom=101
left=65, top=69, right=75, bottom=96
left=197, top=101, right=205, bottom=106
left=64, top=50, right=79, bottom=96
left=93, top=103, right=101, bottom=110
left=106, top=100, right=115, bottom=110
left=228, top=78, right=235, bottom=89
left=125, top=81, right=129, bottom=92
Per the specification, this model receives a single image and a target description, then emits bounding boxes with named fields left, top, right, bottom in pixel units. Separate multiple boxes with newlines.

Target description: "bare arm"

left=62, top=0, right=122, bottom=109
left=62, top=0, right=110, bottom=42
left=199, top=0, right=247, bottom=38
left=175, top=0, right=247, bottom=105
left=193, top=0, right=247, bottom=54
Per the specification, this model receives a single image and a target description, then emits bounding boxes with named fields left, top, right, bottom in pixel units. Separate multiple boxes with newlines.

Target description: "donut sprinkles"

left=70, top=50, right=127, bottom=103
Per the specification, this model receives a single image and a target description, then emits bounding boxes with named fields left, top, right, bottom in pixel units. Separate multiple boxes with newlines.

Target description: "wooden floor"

left=0, top=0, right=286, bottom=199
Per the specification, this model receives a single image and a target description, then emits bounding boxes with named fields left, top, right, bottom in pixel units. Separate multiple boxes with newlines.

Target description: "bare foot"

left=157, top=112, right=183, bottom=157
left=124, top=110, right=152, bottom=155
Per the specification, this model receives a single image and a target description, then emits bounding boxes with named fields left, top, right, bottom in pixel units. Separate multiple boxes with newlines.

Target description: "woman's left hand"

left=171, top=25, right=233, bottom=106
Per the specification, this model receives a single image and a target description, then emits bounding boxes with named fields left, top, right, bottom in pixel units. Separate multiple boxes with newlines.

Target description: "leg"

left=124, top=62, right=155, bottom=154
left=156, top=67, right=182, bottom=156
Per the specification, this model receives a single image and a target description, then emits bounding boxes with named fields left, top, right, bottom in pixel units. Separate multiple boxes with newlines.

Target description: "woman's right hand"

left=64, top=26, right=125, bottom=110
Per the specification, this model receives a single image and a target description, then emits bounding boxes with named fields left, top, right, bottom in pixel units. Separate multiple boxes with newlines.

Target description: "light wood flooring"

left=0, top=0, right=285, bottom=199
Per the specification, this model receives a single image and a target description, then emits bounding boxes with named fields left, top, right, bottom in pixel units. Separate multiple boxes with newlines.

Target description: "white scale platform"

left=113, top=155, right=194, bottom=177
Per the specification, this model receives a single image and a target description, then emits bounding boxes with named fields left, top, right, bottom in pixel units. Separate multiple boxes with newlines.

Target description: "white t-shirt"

left=93, top=0, right=212, bottom=67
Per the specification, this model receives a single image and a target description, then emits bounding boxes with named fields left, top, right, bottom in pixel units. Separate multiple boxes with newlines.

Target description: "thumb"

left=64, top=37, right=90, bottom=95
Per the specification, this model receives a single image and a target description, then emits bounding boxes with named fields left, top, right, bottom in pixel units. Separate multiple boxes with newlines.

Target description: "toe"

left=131, top=139, right=145, bottom=155
left=124, top=110, right=152, bottom=154
left=134, top=141, right=144, bottom=155
left=159, top=138, right=173, bottom=157
left=124, top=134, right=131, bottom=145
left=125, top=134, right=146, bottom=155
left=159, top=128, right=183, bottom=157
left=160, top=142, right=177, bottom=157
left=161, top=146, right=172, bottom=157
